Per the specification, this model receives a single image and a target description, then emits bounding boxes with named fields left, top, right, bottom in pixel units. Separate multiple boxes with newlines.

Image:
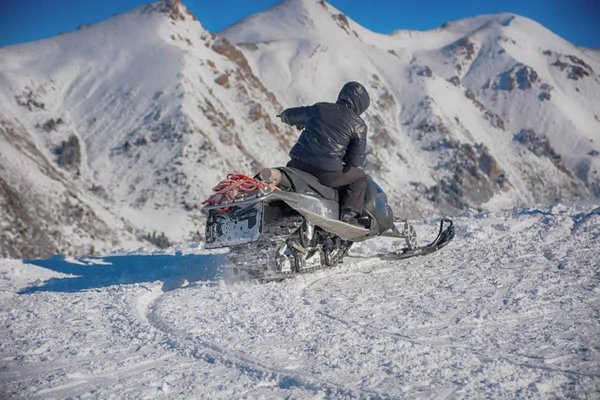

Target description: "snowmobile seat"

left=278, top=167, right=338, bottom=202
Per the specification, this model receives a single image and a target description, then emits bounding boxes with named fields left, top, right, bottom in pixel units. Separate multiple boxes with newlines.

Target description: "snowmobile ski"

left=369, top=218, right=455, bottom=261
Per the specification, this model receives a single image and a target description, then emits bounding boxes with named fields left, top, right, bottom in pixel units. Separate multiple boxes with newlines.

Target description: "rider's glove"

left=277, top=111, right=303, bottom=131
left=276, top=111, right=290, bottom=125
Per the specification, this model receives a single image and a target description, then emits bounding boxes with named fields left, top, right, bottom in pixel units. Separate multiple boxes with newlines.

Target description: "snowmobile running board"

left=371, top=218, right=455, bottom=261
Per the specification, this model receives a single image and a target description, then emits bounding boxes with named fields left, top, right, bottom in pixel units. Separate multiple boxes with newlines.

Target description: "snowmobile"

left=202, top=167, right=455, bottom=281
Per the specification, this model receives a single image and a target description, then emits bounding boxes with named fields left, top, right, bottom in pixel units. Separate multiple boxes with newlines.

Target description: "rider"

left=274, top=81, right=370, bottom=227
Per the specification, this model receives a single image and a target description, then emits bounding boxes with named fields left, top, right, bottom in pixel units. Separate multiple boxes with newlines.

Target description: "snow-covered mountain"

left=220, top=0, right=600, bottom=215
left=1, top=0, right=599, bottom=258
left=0, top=1, right=297, bottom=258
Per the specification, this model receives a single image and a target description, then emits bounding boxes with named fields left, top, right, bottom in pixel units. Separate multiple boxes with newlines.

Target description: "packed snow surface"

left=1, top=202, right=599, bottom=398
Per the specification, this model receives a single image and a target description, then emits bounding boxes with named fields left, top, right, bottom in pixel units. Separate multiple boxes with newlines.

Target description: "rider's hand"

left=278, top=110, right=292, bottom=125
left=278, top=111, right=303, bottom=131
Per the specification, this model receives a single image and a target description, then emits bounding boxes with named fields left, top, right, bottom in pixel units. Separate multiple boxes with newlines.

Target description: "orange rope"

left=202, top=173, right=280, bottom=212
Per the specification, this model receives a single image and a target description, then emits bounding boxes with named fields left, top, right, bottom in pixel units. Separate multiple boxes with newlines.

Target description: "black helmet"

left=336, top=81, right=370, bottom=115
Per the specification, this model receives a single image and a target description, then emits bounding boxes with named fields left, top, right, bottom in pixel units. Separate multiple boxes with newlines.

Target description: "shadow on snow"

left=20, top=252, right=227, bottom=294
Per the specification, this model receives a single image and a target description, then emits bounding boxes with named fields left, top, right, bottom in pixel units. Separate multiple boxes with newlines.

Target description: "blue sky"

left=1, top=0, right=599, bottom=48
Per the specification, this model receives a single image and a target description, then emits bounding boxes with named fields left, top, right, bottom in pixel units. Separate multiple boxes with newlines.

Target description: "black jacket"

left=280, top=81, right=370, bottom=172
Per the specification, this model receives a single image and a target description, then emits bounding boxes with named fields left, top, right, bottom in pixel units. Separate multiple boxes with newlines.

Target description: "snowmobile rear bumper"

left=204, top=202, right=264, bottom=249
left=203, top=191, right=340, bottom=249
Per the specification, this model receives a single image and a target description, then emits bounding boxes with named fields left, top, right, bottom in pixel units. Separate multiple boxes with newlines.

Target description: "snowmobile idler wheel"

left=323, top=237, right=352, bottom=266
left=403, top=221, right=418, bottom=249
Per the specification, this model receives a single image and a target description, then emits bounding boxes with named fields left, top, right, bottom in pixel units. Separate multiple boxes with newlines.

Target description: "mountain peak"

left=266, top=0, right=331, bottom=16
left=146, top=0, right=199, bottom=23
left=440, top=12, right=516, bottom=33
left=219, top=0, right=363, bottom=44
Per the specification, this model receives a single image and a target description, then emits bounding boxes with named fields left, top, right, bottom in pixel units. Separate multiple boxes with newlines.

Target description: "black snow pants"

left=287, top=158, right=368, bottom=215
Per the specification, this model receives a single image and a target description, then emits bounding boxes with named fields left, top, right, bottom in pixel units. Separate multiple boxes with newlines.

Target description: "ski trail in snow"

left=141, top=258, right=389, bottom=398
left=34, top=354, right=176, bottom=398
left=0, top=284, right=182, bottom=398
left=146, top=316, right=352, bottom=396
left=132, top=282, right=164, bottom=325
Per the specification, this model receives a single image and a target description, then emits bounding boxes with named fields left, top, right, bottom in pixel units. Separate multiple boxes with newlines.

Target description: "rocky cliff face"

left=1, top=0, right=599, bottom=257
left=0, top=120, right=121, bottom=258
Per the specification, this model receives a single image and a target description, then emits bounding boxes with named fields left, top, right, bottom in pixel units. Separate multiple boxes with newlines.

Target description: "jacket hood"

left=336, top=81, right=370, bottom=115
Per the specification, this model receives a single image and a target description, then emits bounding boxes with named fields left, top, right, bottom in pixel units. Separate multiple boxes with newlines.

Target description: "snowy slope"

left=1, top=0, right=600, bottom=258
left=1, top=202, right=599, bottom=398
left=0, top=1, right=297, bottom=257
